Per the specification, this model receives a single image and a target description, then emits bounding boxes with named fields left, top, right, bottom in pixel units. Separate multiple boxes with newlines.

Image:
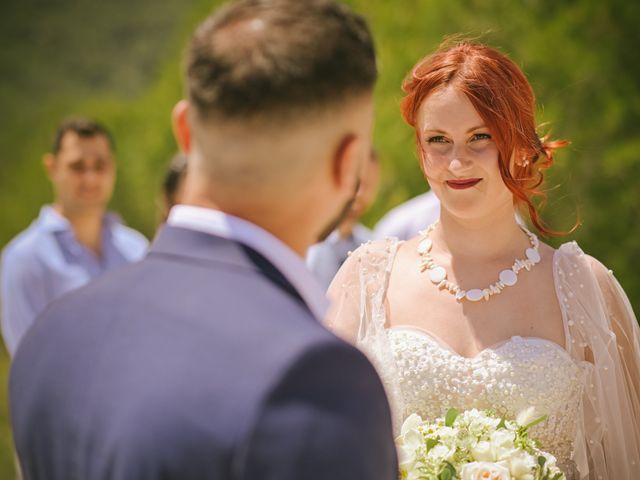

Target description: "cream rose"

left=460, top=461, right=512, bottom=480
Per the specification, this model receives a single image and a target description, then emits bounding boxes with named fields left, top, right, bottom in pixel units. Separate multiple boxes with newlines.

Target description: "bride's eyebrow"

left=422, top=128, right=447, bottom=134
left=422, top=125, right=488, bottom=134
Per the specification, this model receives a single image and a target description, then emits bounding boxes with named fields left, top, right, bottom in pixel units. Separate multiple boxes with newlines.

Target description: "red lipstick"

left=446, top=178, right=482, bottom=189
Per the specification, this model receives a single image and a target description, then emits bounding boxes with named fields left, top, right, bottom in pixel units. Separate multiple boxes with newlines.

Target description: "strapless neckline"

left=389, top=325, right=575, bottom=363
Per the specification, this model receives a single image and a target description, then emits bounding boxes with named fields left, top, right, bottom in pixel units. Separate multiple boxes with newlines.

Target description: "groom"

left=10, top=0, right=397, bottom=479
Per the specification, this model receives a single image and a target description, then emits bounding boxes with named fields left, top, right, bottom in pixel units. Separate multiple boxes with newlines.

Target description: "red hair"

left=401, top=41, right=572, bottom=237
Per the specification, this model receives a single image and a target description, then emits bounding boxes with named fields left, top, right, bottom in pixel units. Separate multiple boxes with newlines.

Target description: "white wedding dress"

left=327, top=238, right=640, bottom=480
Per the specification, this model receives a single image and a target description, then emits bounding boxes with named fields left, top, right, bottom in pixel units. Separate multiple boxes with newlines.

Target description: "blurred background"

left=1, top=0, right=638, bottom=474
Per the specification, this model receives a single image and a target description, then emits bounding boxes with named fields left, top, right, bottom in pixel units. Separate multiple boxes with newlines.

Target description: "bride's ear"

left=332, top=133, right=365, bottom=196
left=172, top=100, right=192, bottom=154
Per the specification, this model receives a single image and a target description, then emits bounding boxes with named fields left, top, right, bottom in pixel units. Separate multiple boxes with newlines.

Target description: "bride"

left=326, top=41, right=640, bottom=479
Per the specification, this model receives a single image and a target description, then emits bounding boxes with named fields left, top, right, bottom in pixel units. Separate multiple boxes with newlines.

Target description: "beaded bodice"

left=386, top=327, right=585, bottom=469
left=330, top=238, right=640, bottom=479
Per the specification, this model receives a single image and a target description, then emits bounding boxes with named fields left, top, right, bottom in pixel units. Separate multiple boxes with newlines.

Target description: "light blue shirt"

left=306, top=223, right=375, bottom=290
left=374, top=190, right=440, bottom=241
left=1, top=206, right=148, bottom=355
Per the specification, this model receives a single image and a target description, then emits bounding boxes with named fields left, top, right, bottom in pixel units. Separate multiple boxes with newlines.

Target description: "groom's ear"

left=332, top=133, right=364, bottom=196
left=172, top=100, right=192, bottom=154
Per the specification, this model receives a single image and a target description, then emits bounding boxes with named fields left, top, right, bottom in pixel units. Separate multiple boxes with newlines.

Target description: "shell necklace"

left=417, top=221, right=541, bottom=302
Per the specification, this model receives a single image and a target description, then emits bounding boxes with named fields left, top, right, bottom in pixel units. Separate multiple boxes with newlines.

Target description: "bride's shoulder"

left=333, top=237, right=403, bottom=289
left=347, top=237, right=402, bottom=265
left=330, top=237, right=402, bottom=296
left=553, top=240, right=613, bottom=287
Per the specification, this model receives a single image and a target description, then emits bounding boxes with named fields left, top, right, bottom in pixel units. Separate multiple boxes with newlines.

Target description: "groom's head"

left=172, top=0, right=377, bottom=253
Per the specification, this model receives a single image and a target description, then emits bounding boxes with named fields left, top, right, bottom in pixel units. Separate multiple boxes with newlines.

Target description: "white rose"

left=471, top=441, right=495, bottom=462
left=471, top=430, right=517, bottom=462
left=505, top=449, right=536, bottom=480
left=490, top=429, right=516, bottom=460
left=396, top=414, right=424, bottom=470
left=460, top=461, right=512, bottom=480
left=400, top=414, right=423, bottom=436
left=428, top=443, right=454, bottom=462
left=397, top=442, right=417, bottom=472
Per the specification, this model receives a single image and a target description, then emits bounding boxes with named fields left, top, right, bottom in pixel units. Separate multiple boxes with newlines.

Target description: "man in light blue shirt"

left=307, top=149, right=380, bottom=289
left=1, top=118, right=148, bottom=355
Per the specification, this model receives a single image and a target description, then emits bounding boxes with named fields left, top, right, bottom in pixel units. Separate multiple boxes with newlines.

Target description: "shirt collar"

left=167, top=205, right=329, bottom=321
left=37, top=205, right=121, bottom=234
left=37, top=205, right=71, bottom=233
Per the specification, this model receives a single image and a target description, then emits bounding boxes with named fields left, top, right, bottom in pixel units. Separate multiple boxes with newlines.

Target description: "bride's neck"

left=433, top=204, right=528, bottom=262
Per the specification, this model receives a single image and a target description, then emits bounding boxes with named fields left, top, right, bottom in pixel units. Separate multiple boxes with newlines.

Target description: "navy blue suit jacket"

left=10, top=226, right=397, bottom=480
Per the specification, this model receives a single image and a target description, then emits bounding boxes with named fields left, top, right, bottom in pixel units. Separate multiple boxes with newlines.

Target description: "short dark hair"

left=52, top=117, right=114, bottom=154
left=186, top=0, right=377, bottom=120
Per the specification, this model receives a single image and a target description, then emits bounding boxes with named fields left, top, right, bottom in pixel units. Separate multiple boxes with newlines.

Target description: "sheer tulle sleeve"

left=555, top=242, right=640, bottom=479
left=324, top=241, right=364, bottom=344
left=325, top=238, right=405, bottom=430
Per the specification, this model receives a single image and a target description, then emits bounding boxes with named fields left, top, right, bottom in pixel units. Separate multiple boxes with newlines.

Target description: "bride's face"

left=416, top=85, right=513, bottom=220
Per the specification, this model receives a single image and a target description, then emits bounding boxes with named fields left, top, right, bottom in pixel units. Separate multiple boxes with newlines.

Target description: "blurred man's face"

left=316, top=94, right=375, bottom=242
left=348, top=154, right=380, bottom=222
left=46, top=132, right=115, bottom=214
left=316, top=179, right=360, bottom=242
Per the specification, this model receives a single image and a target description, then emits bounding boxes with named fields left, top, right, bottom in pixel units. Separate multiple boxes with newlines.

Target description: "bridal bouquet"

left=396, top=408, right=565, bottom=480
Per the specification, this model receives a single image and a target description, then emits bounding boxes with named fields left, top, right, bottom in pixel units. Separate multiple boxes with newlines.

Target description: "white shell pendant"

left=417, top=238, right=432, bottom=254
left=499, top=269, right=518, bottom=287
left=526, top=247, right=541, bottom=264
left=428, top=266, right=447, bottom=284
left=465, top=289, right=484, bottom=302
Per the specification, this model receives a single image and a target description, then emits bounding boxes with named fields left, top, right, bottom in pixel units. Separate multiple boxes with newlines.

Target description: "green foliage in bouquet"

left=396, top=408, right=565, bottom=480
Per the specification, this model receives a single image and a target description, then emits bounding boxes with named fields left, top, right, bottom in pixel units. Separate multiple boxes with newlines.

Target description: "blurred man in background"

left=307, top=149, right=380, bottom=288
left=0, top=118, right=148, bottom=356
left=374, top=189, right=440, bottom=240
left=159, top=152, right=188, bottom=222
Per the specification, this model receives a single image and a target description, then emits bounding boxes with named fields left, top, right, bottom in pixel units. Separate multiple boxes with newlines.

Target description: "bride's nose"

left=448, top=148, right=473, bottom=173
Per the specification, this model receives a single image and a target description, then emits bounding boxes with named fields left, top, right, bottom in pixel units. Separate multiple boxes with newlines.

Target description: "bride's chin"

left=439, top=193, right=514, bottom=223
left=440, top=202, right=486, bottom=221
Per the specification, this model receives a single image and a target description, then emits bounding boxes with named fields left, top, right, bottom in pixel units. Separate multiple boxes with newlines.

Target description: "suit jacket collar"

left=149, top=225, right=310, bottom=313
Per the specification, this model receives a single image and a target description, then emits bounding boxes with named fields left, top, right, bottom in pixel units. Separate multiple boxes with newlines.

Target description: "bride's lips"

left=446, top=178, right=482, bottom=190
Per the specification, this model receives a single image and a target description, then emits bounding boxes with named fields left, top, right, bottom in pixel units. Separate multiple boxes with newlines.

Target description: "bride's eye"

left=471, top=132, right=492, bottom=142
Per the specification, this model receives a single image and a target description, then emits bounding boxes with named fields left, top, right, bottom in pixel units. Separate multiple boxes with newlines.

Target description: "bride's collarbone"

left=385, top=242, right=565, bottom=354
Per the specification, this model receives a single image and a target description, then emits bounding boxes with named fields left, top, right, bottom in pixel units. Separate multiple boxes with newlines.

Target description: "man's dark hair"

left=52, top=117, right=114, bottom=154
left=186, top=0, right=377, bottom=120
